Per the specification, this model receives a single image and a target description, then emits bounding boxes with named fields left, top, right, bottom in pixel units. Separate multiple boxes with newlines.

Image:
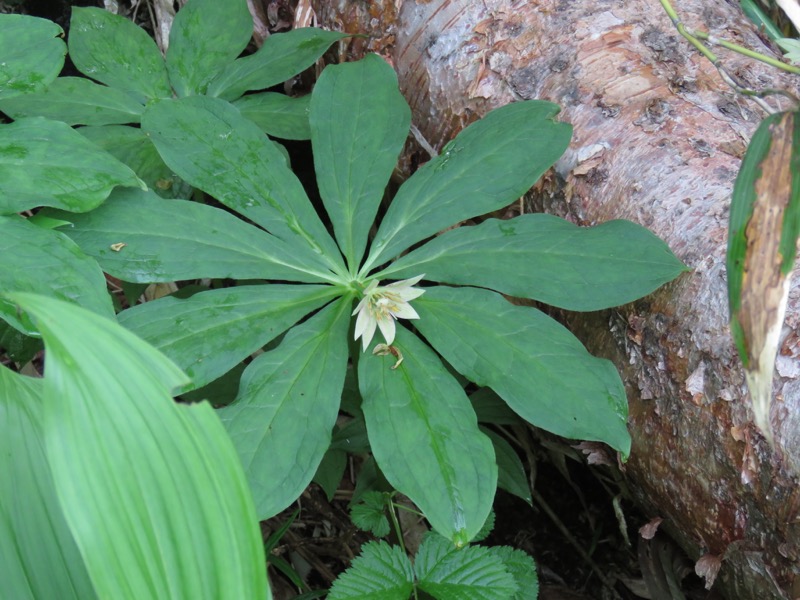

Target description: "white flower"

left=352, top=274, right=426, bottom=351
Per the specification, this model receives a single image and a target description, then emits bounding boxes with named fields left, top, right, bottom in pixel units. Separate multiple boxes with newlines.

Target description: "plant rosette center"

left=352, top=274, right=426, bottom=350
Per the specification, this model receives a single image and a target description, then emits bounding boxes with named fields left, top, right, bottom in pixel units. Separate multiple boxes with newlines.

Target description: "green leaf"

left=380, top=214, right=688, bottom=311
left=58, top=187, right=336, bottom=283
left=0, top=14, right=65, bottom=99
left=234, top=92, right=311, bottom=140
left=0, top=216, right=113, bottom=335
left=0, top=366, right=98, bottom=600
left=166, top=0, right=253, bottom=97
left=208, top=28, right=350, bottom=100
left=313, top=447, right=348, bottom=501
left=740, top=0, right=782, bottom=42
left=350, top=491, right=391, bottom=537
left=415, top=534, right=517, bottom=600
left=142, top=95, right=344, bottom=276
left=69, top=7, right=171, bottom=100
left=359, top=326, right=497, bottom=546
left=471, top=509, right=495, bottom=543
left=489, top=547, right=538, bottom=600
left=469, top=388, right=521, bottom=426
left=78, top=125, right=185, bottom=196
left=119, top=284, right=336, bottom=389
left=6, top=293, right=269, bottom=600
left=328, top=541, right=414, bottom=600
left=363, top=101, right=572, bottom=271
left=0, top=117, right=144, bottom=214
left=777, top=37, right=800, bottom=64
left=481, top=428, right=531, bottom=505
left=0, top=77, right=144, bottom=126
left=414, top=286, right=631, bottom=457
left=219, top=297, right=351, bottom=520
left=311, top=54, right=411, bottom=271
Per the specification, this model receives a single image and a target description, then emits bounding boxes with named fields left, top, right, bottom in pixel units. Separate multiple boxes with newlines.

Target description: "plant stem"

left=387, top=495, right=407, bottom=556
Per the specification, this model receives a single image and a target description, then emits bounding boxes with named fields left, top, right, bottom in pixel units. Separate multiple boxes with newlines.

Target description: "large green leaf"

left=481, top=428, right=531, bottom=505
left=142, top=95, right=345, bottom=276
left=415, top=534, right=517, bottom=600
left=414, top=286, right=631, bottom=457
left=489, top=547, right=538, bottom=600
left=327, top=541, right=414, bottom=600
left=219, top=297, right=351, bottom=520
left=6, top=293, right=269, bottom=600
left=359, top=326, right=497, bottom=546
left=166, top=0, right=253, bottom=97
left=380, top=214, right=688, bottom=311
left=0, top=14, right=65, bottom=100
left=362, top=101, right=572, bottom=272
left=69, top=7, right=171, bottom=100
left=311, top=55, right=411, bottom=271
left=58, top=187, right=336, bottom=283
left=208, top=28, right=349, bottom=100
left=0, top=77, right=144, bottom=126
left=119, top=284, right=337, bottom=389
left=0, top=366, right=97, bottom=600
left=0, top=216, right=113, bottom=335
left=234, top=92, right=311, bottom=140
left=0, top=117, right=144, bottom=214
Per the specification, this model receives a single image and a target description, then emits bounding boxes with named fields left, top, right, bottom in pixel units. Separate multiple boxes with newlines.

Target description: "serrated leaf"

left=0, top=117, right=144, bottom=214
left=471, top=509, right=496, bottom=543
left=416, top=534, right=517, bottom=600
left=69, top=7, right=171, bottom=99
left=414, top=286, right=631, bottom=457
left=359, top=326, right=497, bottom=546
left=0, top=14, right=65, bottom=99
left=311, top=54, right=411, bottom=270
left=209, top=27, right=350, bottom=100
left=6, top=293, right=269, bottom=600
left=328, top=541, right=414, bottom=600
left=166, top=0, right=253, bottom=97
left=481, top=428, right=532, bottom=505
left=727, top=110, right=800, bottom=445
left=363, top=101, right=572, bottom=272
left=142, top=95, right=344, bottom=276
left=219, top=298, right=350, bottom=520
left=489, top=547, right=538, bottom=600
left=0, top=366, right=97, bottom=600
left=0, top=77, right=144, bottom=126
left=380, top=214, right=687, bottom=311
left=0, top=216, right=113, bottom=335
left=118, top=284, right=336, bottom=389
left=350, top=491, right=391, bottom=537
left=57, top=187, right=336, bottom=283
left=234, top=92, right=311, bottom=140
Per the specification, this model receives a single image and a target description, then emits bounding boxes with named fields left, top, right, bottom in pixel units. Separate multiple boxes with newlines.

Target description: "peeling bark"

left=311, top=1, right=800, bottom=597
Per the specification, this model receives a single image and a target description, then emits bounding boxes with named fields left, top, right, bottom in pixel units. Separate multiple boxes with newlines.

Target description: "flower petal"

left=391, top=303, right=419, bottom=320
left=360, top=315, right=377, bottom=350
left=377, top=314, right=396, bottom=346
left=386, top=274, right=425, bottom=289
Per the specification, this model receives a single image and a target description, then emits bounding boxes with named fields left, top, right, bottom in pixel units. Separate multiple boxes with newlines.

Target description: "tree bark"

left=311, top=1, right=800, bottom=598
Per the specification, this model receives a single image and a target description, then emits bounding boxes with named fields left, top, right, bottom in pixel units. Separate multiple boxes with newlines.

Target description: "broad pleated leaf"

left=119, top=284, right=337, bottom=389
left=234, top=92, right=311, bottom=140
left=363, top=101, right=572, bottom=271
left=481, top=428, right=531, bottom=505
left=78, top=126, right=183, bottom=196
left=143, top=96, right=344, bottom=275
left=415, top=534, right=517, bottom=600
left=219, top=297, right=350, bottom=519
left=0, top=77, right=144, bottom=125
left=208, top=28, right=349, bottom=100
left=69, top=7, right=171, bottom=99
left=414, top=286, right=631, bottom=457
left=727, top=110, right=800, bottom=446
left=489, top=547, right=538, bottom=600
left=311, top=55, right=411, bottom=270
left=359, top=326, right=497, bottom=546
left=380, top=214, right=688, bottom=311
left=58, top=187, right=335, bottom=283
left=166, top=0, right=253, bottom=97
left=0, top=117, right=144, bottom=214
left=0, top=216, right=113, bottom=335
left=327, top=541, right=414, bottom=600
left=7, top=293, right=269, bottom=600
left=0, top=14, right=65, bottom=99
left=0, top=366, right=97, bottom=600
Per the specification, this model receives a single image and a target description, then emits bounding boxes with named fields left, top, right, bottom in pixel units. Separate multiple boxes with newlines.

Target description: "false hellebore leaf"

left=352, top=275, right=426, bottom=350
left=727, top=110, right=800, bottom=447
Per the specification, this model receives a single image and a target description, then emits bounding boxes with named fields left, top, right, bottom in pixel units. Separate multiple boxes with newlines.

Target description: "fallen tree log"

left=310, top=1, right=800, bottom=597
